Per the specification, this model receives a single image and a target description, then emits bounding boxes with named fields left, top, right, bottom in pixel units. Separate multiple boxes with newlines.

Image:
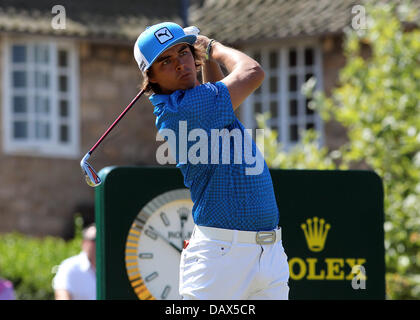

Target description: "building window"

left=2, top=38, right=79, bottom=158
left=243, top=43, right=324, bottom=150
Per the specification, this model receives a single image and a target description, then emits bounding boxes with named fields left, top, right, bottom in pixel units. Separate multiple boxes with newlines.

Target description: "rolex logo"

left=301, top=217, right=331, bottom=252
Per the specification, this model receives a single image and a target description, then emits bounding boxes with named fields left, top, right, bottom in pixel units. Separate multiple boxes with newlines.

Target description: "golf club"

left=80, top=89, right=145, bottom=187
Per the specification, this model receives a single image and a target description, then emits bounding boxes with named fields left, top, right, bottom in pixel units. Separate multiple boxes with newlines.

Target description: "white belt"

left=193, top=225, right=281, bottom=245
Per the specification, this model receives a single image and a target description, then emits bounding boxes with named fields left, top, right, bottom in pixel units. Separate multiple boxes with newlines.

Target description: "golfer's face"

left=148, top=43, right=197, bottom=94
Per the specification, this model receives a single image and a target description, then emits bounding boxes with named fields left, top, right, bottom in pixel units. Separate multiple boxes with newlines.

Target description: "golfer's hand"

left=195, top=35, right=212, bottom=51
left=197, top=35, right=224, bottom=82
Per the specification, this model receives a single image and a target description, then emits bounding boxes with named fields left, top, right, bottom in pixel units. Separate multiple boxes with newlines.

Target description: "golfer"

left=134, top=22, right=289, bottom=300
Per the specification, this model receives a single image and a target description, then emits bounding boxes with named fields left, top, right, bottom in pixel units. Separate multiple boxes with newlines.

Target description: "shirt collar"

left=150, top=89, right=187, bottom=115
left=150, top=94, right=168, bottom=116
left=149, top=93, right=168, bottom=106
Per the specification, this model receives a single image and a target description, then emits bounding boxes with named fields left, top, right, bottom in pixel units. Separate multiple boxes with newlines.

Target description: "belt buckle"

left=256, top=231, right=276, bottom=245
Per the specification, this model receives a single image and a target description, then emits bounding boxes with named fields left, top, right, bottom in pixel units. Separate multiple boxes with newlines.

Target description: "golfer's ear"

left=146, top=69, right=157, bottom=84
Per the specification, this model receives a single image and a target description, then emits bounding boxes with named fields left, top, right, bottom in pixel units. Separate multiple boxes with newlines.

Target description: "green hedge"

left=0, top=216, right=83, bottom=300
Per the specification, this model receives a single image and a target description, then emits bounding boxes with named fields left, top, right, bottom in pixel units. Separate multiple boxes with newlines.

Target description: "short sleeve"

left=52, top=261, right=74, bottom=293
left=156, top=81, right=236, bottom=134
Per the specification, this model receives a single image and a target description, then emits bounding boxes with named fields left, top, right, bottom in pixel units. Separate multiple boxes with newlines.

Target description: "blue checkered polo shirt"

left=150, top=81, right=279, bottom=231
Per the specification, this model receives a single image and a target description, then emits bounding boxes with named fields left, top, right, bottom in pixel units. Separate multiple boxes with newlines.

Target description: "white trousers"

left=179, top=226, right=290, bottom=300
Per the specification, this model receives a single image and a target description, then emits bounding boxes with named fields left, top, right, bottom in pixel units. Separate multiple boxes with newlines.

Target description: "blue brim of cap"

left=146, top=34, right=197, bottom=71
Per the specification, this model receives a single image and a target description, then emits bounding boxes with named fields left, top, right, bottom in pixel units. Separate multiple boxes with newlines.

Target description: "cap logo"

left=154, top=27, right=174, bottom=44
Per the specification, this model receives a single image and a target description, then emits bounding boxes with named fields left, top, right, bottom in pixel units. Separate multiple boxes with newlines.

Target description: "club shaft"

left=89, top=89, right=145, bottom=154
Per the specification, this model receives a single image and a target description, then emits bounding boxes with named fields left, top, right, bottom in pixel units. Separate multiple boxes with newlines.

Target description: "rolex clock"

left=125, top=189, right=194, bottom=300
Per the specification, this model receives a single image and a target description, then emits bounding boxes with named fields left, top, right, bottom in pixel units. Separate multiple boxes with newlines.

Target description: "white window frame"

left=242, top=38, right=324, bottom=151
left=2, top=35, right=80, bottom=158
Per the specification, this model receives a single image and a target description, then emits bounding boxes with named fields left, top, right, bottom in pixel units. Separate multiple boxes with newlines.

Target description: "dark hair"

left=141, top=43, right=205, bottom=95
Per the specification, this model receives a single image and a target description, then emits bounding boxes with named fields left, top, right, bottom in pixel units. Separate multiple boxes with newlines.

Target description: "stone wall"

left=321, top=34, right=371, bottom=170
left=0, top=38, right=161, bottom=238
left=321, top=35, right=349, bottom=151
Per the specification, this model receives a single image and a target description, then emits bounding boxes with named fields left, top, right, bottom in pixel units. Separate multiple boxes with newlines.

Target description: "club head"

left=80, top=153, right=102, bottom=187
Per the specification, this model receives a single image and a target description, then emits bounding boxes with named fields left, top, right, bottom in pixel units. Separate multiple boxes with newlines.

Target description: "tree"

left=258, top=2, right=420, bottom=299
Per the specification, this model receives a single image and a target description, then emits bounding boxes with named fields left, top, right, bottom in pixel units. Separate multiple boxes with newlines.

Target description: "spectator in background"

left=0, top=278, right=16, bottom=300
left=53, top=224, right=96, bottom=300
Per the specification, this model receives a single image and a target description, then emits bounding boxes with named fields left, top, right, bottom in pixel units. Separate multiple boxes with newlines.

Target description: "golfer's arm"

left=55, top=289, right=72, bottom=300
left=201, top=59, right=224, bottom=83
left=211, top=42, right=265, bottom=110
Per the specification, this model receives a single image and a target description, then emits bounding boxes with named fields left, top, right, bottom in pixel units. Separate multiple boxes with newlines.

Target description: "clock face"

left=125, top=189, right=194, bottom=300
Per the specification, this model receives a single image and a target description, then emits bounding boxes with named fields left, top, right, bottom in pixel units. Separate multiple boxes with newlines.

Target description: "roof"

left=0, top=0, right=418, bottom=45
left=191, top=0, right=358, bottom=44
left=191, top=0, right=420, bottom=45
left=0, top=0, right=184, bottom=43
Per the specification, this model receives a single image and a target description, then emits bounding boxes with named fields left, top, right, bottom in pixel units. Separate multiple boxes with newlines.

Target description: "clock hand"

left=148, top=226, right=182, bottom=254
left=180, top=212, right=188, bottom=248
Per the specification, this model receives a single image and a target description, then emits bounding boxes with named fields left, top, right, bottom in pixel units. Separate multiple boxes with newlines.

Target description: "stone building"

left=0, top=0, right=416, bottom=237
